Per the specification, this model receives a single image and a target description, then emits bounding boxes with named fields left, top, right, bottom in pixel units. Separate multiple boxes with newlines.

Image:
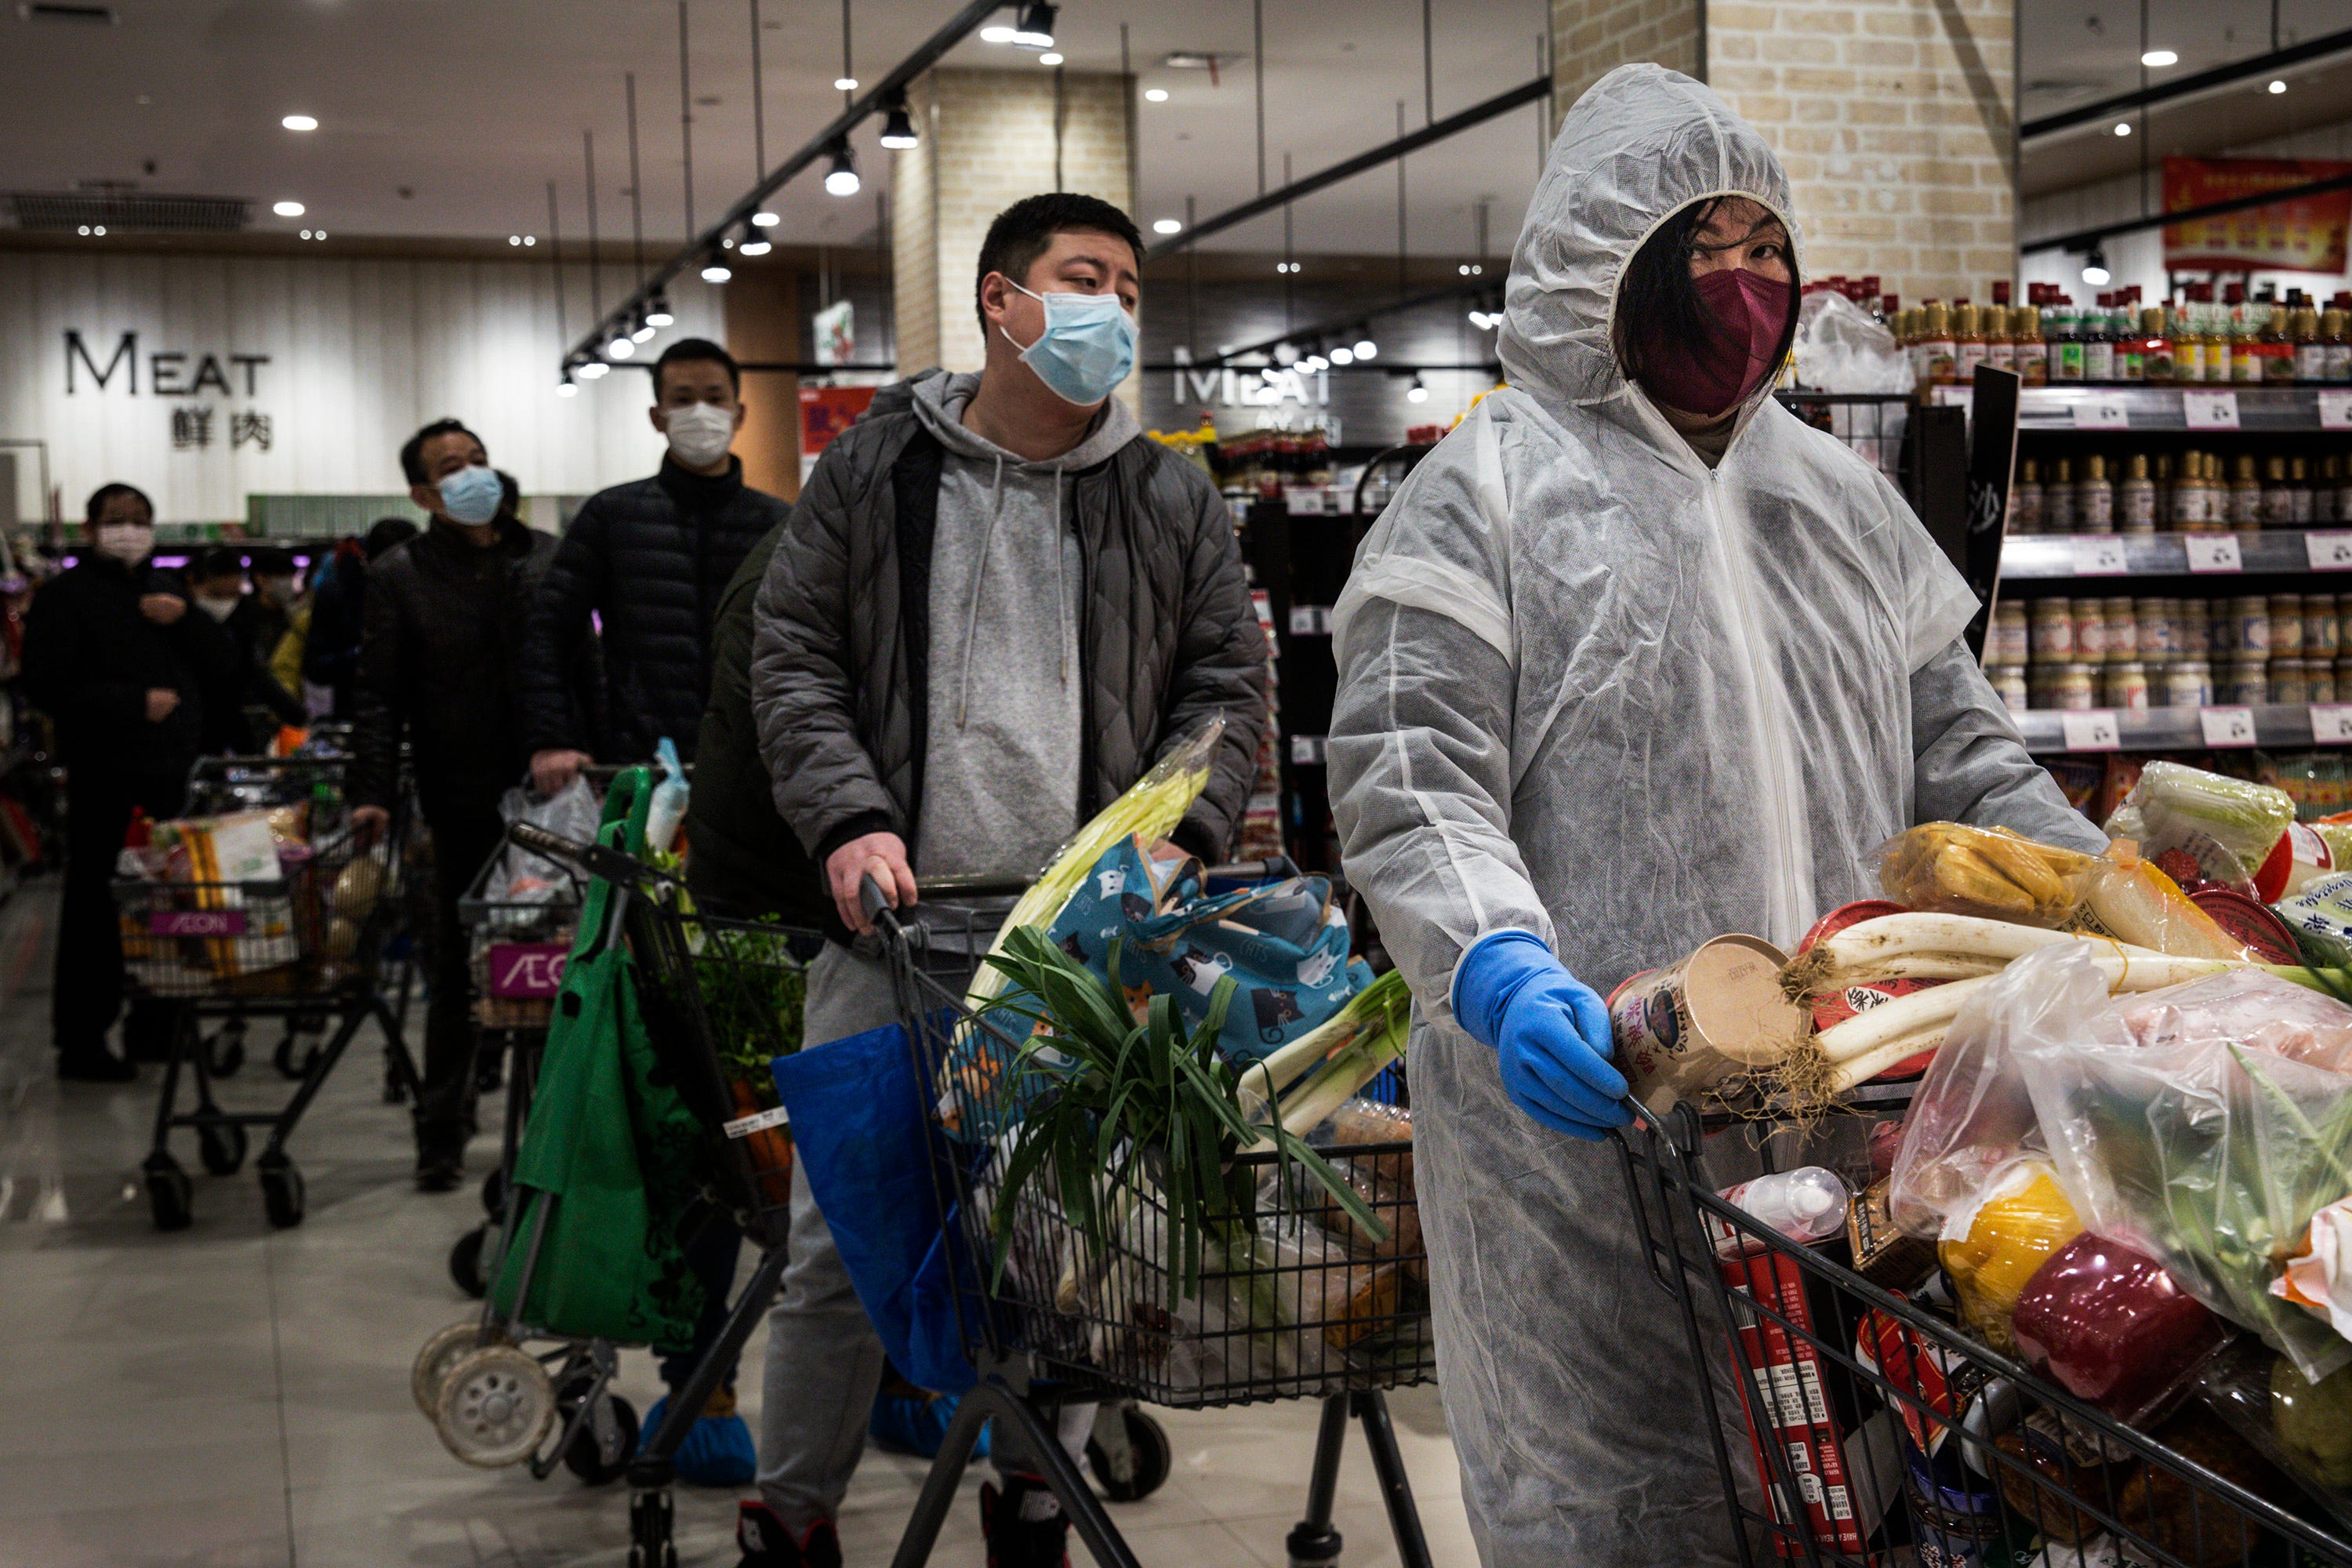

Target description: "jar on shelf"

left=2160, top=658, right=2212, bottom=708
left=2099, top=596, right=2137, bottom=660
left=2230, top=454, right=2264, bottom=532
left=1987, top=601, right=2029, bottom=665
left=2053, top=662, right=2100, bottom=710
left=2029, top=597, right=2074, bottom=661
left=2224, top=595, right=2271, bottom=655
left=2102, top=660, right=2150, bottom=710
left=2076, top=455, right=2116, bottom=532
left=2270, top=593, right=2307, bottom=656
left=1987, top=665, right=2029, bottom=713
left=2223, top=652, right=2270, bottom=706
left=2009, top=459, right=2044, bottom=535
left=2027, top=664, right=2060, bottom=710
left=2045, top=458, right=2078, bottom=534
left=2291, top=457, right=2316, bottom=526
left=2118, top=453, right=2158, bottom=533
left=2071, top=598, right=2107, bottom=662
left=2261, top=456, right=2296, bottom=528
left=2320, top=456, right=2343, bottom=525
left=2270, top=658, right=2311, bottom=706
left=2181, top=597, right=2212, bottom=654
left=2313, top=661, right=2339, bottom=706
left=2133, top=596, right=2176, bottom=662
left=2338, top=654, right=2352, bottom=700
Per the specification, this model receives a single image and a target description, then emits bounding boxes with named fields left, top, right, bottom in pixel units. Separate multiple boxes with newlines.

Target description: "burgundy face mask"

left=1630, top=266, right=1793, bottom=419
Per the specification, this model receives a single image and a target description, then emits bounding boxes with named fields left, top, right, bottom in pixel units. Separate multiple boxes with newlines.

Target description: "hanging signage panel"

left=2161, top=155, right=2352, bottom=274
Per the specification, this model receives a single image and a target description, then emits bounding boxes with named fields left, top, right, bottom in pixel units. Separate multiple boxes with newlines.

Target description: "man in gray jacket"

left=743, top=193, right=1266, bottom=1568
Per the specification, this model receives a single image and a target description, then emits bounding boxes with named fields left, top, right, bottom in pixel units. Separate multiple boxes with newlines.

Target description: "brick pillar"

left=891, top=67, right=1138, bottom=405
left=1549, top=0, right=2015, bottom=308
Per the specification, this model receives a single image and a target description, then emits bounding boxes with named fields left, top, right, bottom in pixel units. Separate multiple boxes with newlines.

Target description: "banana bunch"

left=1881, top=822, right=2096, bottom=927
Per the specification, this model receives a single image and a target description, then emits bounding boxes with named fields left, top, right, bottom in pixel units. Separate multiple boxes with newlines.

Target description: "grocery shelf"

left=1932, top=383, right=2352, bottom=431
left=1998, top=532, right=2352, bottom=580
left=2013, top=702, right=2352, bottom=755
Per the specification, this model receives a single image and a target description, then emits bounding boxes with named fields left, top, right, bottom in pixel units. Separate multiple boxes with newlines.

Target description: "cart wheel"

left=628, top=1486, right=677, bottom=1568
left=412, top=1319, right=496, bottom=1418
left=270, top=1035, right=315, bottom=1080
left=198, top=1120, right=249, bottom=1177
left=257, top=1155, right=306, bottom=1229
left=1087, top=1407, right=1171, bottom=1502
left=558, top=1377, right=640, bottom=1486
left=205, top=1027, right=246, bottom=1078
left=434, top=1345, right=556, bottom=1468
left=480, top=1167, right=506, bottom=1218
left=448, top=1223, right=497, bottom=1300
left=143, top=1152, right=194, bottom=1232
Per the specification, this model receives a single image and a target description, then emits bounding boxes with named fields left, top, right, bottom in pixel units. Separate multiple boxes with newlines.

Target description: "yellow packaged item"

left=1879, top=822, right=2098, bottom=927
left=1938, top=1163, right=2084, bottom=1353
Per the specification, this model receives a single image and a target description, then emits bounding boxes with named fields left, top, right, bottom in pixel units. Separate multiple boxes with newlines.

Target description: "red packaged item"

left=2009, top=1232, right=2225, bottom=1425
left=1722, top=1248, right=1865, bottom=1555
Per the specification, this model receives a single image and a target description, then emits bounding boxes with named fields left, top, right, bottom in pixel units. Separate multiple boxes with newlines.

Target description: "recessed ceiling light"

left=2114, top=121, right=2132, bottom=136
left=273, top=200, right=304, bottom=217
left=2140, top=49, right=2176, bottom=67
left=281, top=114, right=318, bottom=132
left=834, top=75, right=858, bottom=91
left=301, top=229, right=313, bottom=239
left=508, top=234, right=523, bottom=245
left=1152, top=217, right=1182, bottom=234
left=1039, top=52, right=1063, bottom=65
left=1144, top=88, right=1169, bottom=102
left=522, top=234, right=534, bottom=245
left=2270, top=78, right=2288, bottom=93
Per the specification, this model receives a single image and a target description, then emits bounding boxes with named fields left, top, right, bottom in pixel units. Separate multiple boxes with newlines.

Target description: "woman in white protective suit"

left=1327, top=64, right=2107, bottom=1566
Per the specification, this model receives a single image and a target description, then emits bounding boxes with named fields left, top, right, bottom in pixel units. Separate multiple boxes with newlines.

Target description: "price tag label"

left=2320, top=390, right=2352, bottom=430
left=1289, top=734, right=1327, bottom=766
left=2307, top=532, right=2352, bottom=571
left=1287, top=604, right=1332, bottom=636
left=2071, top=535, right=2129, bottom=575
left=2313, top=705, right=2352, bottom=744
left=2060, top=710, right=2122, bottom=752
left=2182, top=534, right=2243, bottom=573
left=2181, top=390, right=2241, bottom=430
left=723, top=1105, right=790, bottom=1139
left=1282, top=485, right=1327, bottom=516
left=2071, top=396, right=2129, bottom=430
left=2199, top=706, right=2258, bottom=747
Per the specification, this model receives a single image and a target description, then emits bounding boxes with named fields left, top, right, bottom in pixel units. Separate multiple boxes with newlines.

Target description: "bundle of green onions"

left=1238, top=969, right=1413, bottom=1143
left=964, top=718, right=1225, bottom=1011
left=977, top=924, right=1386, bottom=1307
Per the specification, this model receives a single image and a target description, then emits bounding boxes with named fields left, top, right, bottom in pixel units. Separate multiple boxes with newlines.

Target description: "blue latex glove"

left=1451, top=931, right=1632, bottom=1141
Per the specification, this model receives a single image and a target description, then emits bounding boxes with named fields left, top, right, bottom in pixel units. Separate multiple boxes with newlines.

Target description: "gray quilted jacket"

left=749, top=372, right=1268, bottom=871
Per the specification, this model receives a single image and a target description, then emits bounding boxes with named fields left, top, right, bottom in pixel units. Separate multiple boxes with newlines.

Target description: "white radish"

left=1809, top=913, right=2166, bottom=969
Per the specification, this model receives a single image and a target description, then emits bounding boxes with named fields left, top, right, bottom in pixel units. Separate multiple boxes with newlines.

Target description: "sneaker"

left=979, top=1476, right=1072, bottom=1568
left=735, top=1502, right=841, bottom=1568
left=56, top=1045, right=136, bottom=1083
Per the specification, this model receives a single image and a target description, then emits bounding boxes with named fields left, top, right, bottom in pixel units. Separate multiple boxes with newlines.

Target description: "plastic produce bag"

left=2009, top=1232, right=2224, bottom=1425
left=2072, top=844, right=2253, bottom=960
left=490, top=775, right=599, bottom=907
left=1878, top=822, right=2096, bottom=927
left=645, top=736, right=689, bottom=857
left=2196, top=1338, right=2352, bottom=1531
left=2100, top=760, right=2294, bottom=898
left=2274, top=872, right=2352, bottom=971
left=1937, top=1163, right=2083, bottom=1353
left=1791, top=289, right=1911, bottom=394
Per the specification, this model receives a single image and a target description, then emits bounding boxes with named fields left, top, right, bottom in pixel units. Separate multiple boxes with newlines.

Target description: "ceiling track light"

left=556, top=372, right=579, bottom=397
left=607, top=328, right=637, bottom=358
left=1009, top=1, right=1056, bottom=49
left=701, top=245, right=733, bottom=284
left=631, top=311, right=656, bottom=343
left=644, top=295, right=675, bottom=327
left=1406, top=373, right=1430, bottom=404
left=578, top=360, right=612, bottom=379
left=739, top=222, right=773, bottom=256
left=824, top=140, right=860, bottom=197
left=1352, top=336, right=1377, bottom=360
left=1328, top=346, right=1356, bottom=366
left=879, top=96, right=919, bottom=150
left=2082, top=245, right=2111, bottom=287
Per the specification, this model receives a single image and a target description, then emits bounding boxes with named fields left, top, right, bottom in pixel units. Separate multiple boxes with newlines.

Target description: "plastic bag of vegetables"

left=2101, top=760, right=2297, bottom=898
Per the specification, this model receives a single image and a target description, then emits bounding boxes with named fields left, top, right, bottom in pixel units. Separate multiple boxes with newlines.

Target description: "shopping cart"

left=410, top=818, right=806, bottom=1536
left=446, top=829, right=587, bottom=1298
left=116, top=753, right=421, bottom=1229
left=859, top=873, right=1439, bottom=1568
left=1614, top=1102, right=2352, bottom=1567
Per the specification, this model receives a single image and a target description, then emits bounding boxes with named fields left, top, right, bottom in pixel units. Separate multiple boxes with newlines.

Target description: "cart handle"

left=505, top=820, right=674, bottom=891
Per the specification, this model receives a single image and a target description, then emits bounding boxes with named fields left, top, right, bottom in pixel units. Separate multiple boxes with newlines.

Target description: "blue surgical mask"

left=437, top=464, right=503, bottom=526
left=1002, top=281, right=1137, bottom=406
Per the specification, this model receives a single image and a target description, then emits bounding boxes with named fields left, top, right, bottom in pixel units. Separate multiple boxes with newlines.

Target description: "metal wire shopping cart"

left=1614, top=1102, right=2352, bottom=1568
left=859, top=873, right=1439, bottom=1568
left=115, top=753, right=422, bottom=1229
left=411, top=818, right=808, bottom=1544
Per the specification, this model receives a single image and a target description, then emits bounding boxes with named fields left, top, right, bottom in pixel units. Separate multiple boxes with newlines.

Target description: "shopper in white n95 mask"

left=1327, top=64, right=2104, bottom=1567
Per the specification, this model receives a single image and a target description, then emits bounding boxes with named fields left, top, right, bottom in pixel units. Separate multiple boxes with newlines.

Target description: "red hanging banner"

left=2163, top=155, right=2352, bottom=273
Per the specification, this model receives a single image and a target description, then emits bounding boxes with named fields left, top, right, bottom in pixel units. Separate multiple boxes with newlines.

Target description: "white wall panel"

left=0, top=252, right=724, bottom=524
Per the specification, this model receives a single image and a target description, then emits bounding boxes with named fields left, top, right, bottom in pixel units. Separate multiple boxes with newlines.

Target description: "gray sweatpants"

left=757, top=941, right=1091, bottom=1530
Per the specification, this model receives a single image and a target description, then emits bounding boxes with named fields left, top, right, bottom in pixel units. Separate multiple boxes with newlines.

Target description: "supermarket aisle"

left=0, top=878, right=1475, bottom=1568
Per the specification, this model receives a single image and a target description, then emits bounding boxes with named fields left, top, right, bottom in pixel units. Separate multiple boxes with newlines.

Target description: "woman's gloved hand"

left=1451, top=931, right=1633, bottom=1141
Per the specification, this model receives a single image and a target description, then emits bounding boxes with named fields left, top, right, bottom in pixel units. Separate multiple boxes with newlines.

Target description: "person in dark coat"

left=350, top=421, right=557, bottom=1189
left=304, top=520, right=419, bottom=719
left=186, top=546, right=304, bottom=746
left=517, top=338, right=786, bottom=793
left=21, top=483, right=239, bottom=1080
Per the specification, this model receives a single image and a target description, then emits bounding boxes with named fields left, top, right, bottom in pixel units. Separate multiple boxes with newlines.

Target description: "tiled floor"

left=0, top=881, right=1476, bottom=1567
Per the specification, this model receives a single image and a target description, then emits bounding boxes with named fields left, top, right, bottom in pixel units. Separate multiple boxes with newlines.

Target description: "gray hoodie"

left=906, top=369, right=1144, bottom=879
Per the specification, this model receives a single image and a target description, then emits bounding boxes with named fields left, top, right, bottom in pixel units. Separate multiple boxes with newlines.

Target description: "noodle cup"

left=1607, top=935, right=1803, bottom=1116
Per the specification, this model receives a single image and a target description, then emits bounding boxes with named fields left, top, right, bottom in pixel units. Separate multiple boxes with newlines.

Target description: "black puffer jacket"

left=21, top=554, right=237, bottom=780
left=517, top=456, right=786, bottom=765
left=350, top=517, right=557, bottom=811
left=749, top=376, right=1268, bottom=869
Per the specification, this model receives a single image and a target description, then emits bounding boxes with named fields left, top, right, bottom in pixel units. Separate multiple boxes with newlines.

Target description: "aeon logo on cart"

left=488, top=942, right=569, bottom=998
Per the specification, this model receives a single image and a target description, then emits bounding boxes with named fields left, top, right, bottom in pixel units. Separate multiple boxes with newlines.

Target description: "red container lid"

left=2190, top=888, right=2301, bottom=965
left=1798, top=899, right=1907, bottom=955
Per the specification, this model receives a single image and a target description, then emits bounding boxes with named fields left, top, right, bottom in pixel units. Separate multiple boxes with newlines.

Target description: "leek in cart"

left=975, top=925, right=1386, bottom=1308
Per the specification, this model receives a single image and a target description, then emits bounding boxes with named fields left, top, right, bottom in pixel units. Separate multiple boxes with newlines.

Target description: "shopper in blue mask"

left=737, top=193, right=1268, bottom=1568
left=350, top=419, right=558, bottom=1189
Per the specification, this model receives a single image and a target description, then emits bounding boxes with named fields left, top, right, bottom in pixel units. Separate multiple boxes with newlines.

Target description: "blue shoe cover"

left=868, top=1392, right=988, bottom=1461
left=640, top=1396, right=757, bottom=1487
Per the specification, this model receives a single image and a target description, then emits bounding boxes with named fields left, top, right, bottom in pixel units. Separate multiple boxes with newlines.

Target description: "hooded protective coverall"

left=1327, top=64, right=2104, bottom=1566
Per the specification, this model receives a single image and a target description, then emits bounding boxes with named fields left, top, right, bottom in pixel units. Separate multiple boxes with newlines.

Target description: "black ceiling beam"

left=1143, top=75, right=1549, bottom=263
left=2020, top=168, right=2352, bottom=256
left=2021, top=26, right=2352, bottom=140
left=566, top=0, right=1003, bottom=371
left=1188, top=274, right=1503, bottom=365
